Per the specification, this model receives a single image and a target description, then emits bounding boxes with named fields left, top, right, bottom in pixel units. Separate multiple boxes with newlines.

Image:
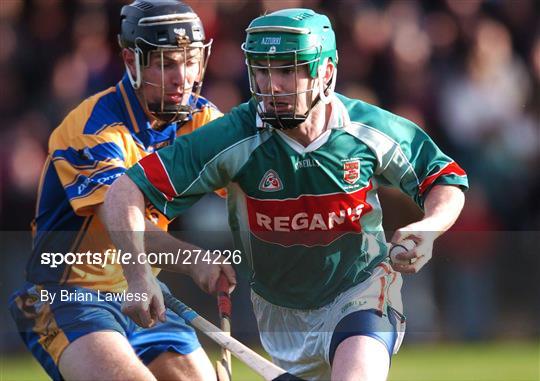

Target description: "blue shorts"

left=9, top=281, right=200, bottom=381
left=329, top=307, right=405, bottom=364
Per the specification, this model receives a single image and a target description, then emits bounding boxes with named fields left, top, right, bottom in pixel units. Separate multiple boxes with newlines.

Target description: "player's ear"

left=122, top=48, right=137, bottom=78
left=324, top=58, right=335, bottom=84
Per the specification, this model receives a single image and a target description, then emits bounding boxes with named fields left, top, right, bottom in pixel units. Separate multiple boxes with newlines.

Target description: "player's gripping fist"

left=122, top=272, right=166, bottom=328
left=389, top=239, right=416, bottom=265
left=390, top=225, right=438, bottom=273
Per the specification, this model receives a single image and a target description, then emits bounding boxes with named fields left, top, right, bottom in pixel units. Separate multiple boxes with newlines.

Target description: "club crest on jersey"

left=259, top=169, right=283, bottom=192
left=343, top=160, right=360, bottom=185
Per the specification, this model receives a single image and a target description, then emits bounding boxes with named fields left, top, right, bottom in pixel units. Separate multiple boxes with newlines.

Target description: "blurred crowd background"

left=1, top=0, right=539, bottom=354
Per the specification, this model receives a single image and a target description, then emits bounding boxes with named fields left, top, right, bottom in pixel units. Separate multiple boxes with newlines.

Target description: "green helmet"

left=241, top=9, right=338, bottom=129
left=243, top=8, right=337, bottom=78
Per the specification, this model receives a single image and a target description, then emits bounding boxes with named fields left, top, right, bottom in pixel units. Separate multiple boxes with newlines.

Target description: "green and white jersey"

left=127, top=93, right=468, bottom=309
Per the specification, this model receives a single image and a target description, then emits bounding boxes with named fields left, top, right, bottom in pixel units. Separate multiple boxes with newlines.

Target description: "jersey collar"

left=117, top=73, right=153, bottom=135
left=273, top=94, right=352, bottom=154
left=117, top=73, right=178, bottom=151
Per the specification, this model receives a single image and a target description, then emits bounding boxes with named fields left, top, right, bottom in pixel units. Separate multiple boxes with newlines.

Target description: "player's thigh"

left=331, top=335, right=390, bottom=381
left=327, top=306, right=405, bottom=381
left=58, top=330, right=156, bottom=381
left=251, top=290, right=329, bottom=380
left=130, top=297, right=212, bottom=380
left=148, top=347, right=216, bottom=381
left=10, top=283, right=143, bottom=379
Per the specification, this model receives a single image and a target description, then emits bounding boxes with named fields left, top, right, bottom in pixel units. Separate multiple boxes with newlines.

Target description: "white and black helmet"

left=118, top=0, right=212, bottom=123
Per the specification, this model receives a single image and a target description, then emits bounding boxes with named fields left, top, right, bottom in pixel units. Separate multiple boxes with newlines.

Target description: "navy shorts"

left=9, top=281, right=200, bottom=380
left=329, top=306, right=405, bottom=364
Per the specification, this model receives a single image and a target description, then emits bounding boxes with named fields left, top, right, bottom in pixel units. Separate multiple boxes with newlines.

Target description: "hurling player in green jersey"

left=104, top=8, right=467, bottom=381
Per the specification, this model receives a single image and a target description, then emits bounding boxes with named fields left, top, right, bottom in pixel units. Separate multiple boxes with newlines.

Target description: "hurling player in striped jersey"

left=9, top=1, right=235, bottom=380
left=105, top=8, right=467, bottom=381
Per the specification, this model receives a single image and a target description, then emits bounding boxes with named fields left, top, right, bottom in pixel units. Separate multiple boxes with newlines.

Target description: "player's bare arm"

left=144, top=221, right=237, bottom=295
left=102, top=175, right=236, bottom=327
left=390, top=185, right=465, bottom=274
left=102, top=175, right=236, bottom=293
left=100, top=175, right=165, bottom=328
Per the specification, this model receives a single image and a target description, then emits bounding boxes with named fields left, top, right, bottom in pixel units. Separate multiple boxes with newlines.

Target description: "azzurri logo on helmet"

left=118, top=0, right=212, bottom=124
left=242, top=8, right=338, bottom=130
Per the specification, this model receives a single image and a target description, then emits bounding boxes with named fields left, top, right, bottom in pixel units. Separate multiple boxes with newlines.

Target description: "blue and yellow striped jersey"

left=27, top=74, right=222, bottom=292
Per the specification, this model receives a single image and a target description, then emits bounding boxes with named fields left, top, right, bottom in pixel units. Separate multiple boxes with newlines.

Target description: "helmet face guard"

left=131, top=37, right=212, bottom=125
left=242, top=9, right=338, bottom=130
left=119, top=1, right=212, bottom=124
left=244, top=44, right=325, bottom=130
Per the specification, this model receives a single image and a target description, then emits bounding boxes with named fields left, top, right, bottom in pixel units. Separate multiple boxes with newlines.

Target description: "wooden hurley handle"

left=216, top=274, right=232, bottom=380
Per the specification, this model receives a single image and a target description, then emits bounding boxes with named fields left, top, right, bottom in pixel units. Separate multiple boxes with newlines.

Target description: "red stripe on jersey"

left=246, top=182, right=373, bottom=247
left=419, top=161, right=466, bottom=195
left=139, top=153, right=176, bottom=201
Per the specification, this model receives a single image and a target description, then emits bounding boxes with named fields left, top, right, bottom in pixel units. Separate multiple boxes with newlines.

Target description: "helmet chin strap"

left=260, top=112, right=307, bottom=130
left=125, top=48, right=143, bottom=89
left=318, top=58, right=336, bottom=105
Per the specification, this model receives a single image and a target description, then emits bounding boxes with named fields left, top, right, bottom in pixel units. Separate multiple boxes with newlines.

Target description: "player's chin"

left=162, top=98, right=189, bottom=108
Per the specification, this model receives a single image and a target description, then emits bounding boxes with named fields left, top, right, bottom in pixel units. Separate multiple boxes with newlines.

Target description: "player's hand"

left=122, top=274, right=166, bottom=328
left=389, top=222, right=438, bottom=274
left=188, top=259, right=236, bottom=295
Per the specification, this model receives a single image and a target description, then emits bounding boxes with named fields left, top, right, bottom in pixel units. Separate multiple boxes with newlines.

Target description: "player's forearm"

left=421, top=184, right=465, bottom=237
left=143, top=221, right=202, bottom=275
left=102, top=175, right=153, bottom=281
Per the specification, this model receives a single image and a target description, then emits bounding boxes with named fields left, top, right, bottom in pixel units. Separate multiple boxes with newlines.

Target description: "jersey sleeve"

left=377, top=116, right=468, bottom=209
left=177, top=100, right=224, bottom=136
left=179, top=102, right=227, bottom=198
left=127, top=104, right=257, bottom=219
left=200, top=107, right=228, bottom=198
left=50, top=130, right=129, bottom=216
